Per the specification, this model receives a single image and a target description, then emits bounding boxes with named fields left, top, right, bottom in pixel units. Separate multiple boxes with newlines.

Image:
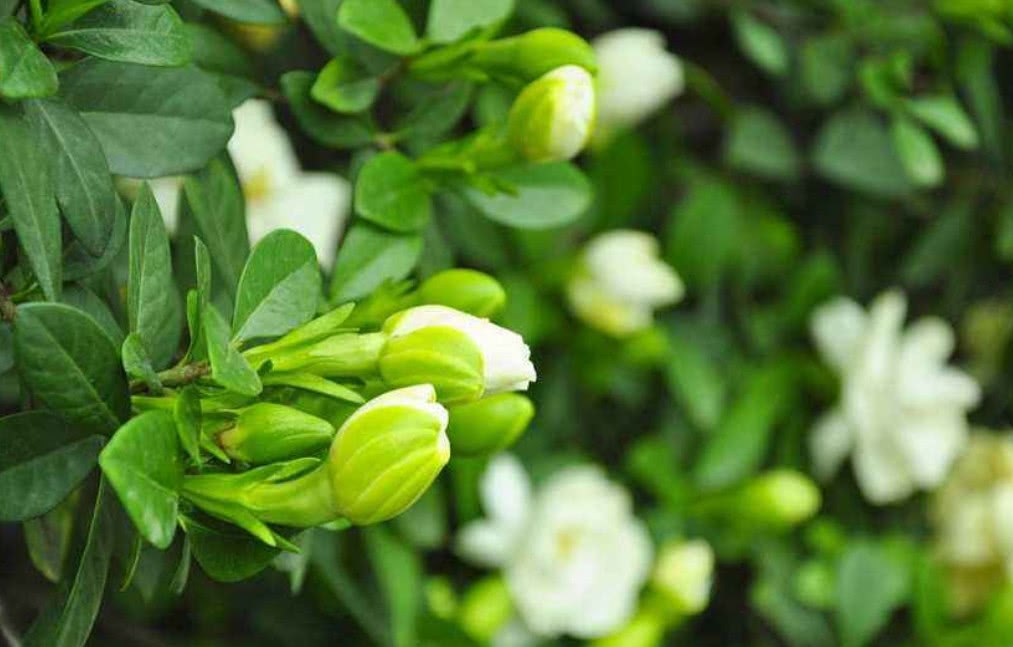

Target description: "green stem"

left=129, top=361, right=210, bottom=393
left=250, top=332, right=387, bottom=378
left=28, top=0, right=43, bottom=33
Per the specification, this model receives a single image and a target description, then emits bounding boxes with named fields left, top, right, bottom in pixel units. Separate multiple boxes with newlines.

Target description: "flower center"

left=243, top=167, right=272, bottom=205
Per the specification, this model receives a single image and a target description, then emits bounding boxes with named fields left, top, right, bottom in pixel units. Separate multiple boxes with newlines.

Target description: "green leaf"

left=40, top=0, right=113, bottom=36
left=204, top=304, right=262, bottom=396
left=61, top=59, right=234, bottom=177
left=364, top=525, right=422, bottom=647
left=24, top=495, right=78, bottom=582
left=128, top=183, right=183, bottom=368
left=355, top=152, right=432, bottom=232
left=183, top=515, right=280, bottom=582
left=800, top=34, right=852, bottom=106
left=665, top=178, right=740, bottom=290
left=14, top=303, right=130, bottom=434
left=25, top=97, right=117, bottom=256
left=45, top=0, right=191, bottom=66
left=812, top=109, right=913, bottom=198
left=0, top=18, right=59, bottom=99
left=187, top=23, right=253, bottom=78
left=174, top=386, right=202, bottom=463
left=329, top=223, right=423, bottom=303
left=280, top=71, right=374, bottom=149
left=0, top=104, right=62, bottom=300
left=394, top=82, right=473, bottom=145
left=725, top=106, right=799, bottom=180
left=338, top=0, right=420, bottom=55
left=64, top=195, right=128, bottom=282
left=23, top=480, right=115, bottom=647
left=312, top=56, right=380, bottom=114
left=232, top=230, right=321, bottom=344
left=181, top=159, right=249, bottom=297
left=904, top=95, right=979, bottom=150
left=427, top=0, right=513, bottom=43
left=61, top=284, right=125, bottom=347
left=665, top=325, right=726, bottom=432
left=121, top=333, right=162, bottom=393
left=0, top=411, right=103, bottom=521
left=463, top=162, right=591, bottom=229
left=300, top=0, right=346, bottom=56
left=100, top=411, right=182, bottom=548
left=188, top=0, right=286, bottom=25
left=261, top=372, right=365, bottom=403
left=731, top=10, right=788, bottom=77
left=890, top=115, right=943, bottom=188
left=836, top=541, right=909, bottom=647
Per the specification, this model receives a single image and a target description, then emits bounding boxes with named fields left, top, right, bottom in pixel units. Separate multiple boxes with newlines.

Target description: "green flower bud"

left=447, top=393, right=534, bottom=456
left=328, top=385, right=450, bottom=524
left=417, top=270, right=507, bottom=318
left=216, top=403, right=335, bottom=464
left=740, top=469, right=822, bottom=529
left=457, top=576, right=514, bottom=643
left=471, top=28, right=597, bottom=84
left=507, top=65, right=596, bottom=162
left=262, top=332, right=387, bottom=378
left=589, top=608, right=666, bottom=647
left=650, top=539, right=715, bottom=617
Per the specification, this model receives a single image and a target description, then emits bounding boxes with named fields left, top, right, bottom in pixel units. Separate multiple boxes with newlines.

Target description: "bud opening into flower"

left=507, top=65, right=596, bottom=163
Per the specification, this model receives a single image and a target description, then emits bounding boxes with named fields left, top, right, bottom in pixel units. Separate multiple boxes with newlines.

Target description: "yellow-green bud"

left=328, top=385, right=451, bottom=524
left=417, top=270, right=507, bottom=318
left=457, top=576, right=514, bottom=643
left=217, top=403, right=335, bottom=464
left=447, top=393, right=534, bottom=456
left=507, top=65, right=596, bottom=162
left=650, top=539, right=715, bottom=617
left=740, top=470, right=821, bottom=529
left=471, top=28, right=597, bottom=84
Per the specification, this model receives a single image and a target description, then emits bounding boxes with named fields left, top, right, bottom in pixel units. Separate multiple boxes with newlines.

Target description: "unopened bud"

left=507, top=65, right=596, bottom=162
left=741, top=470, right=821, bottom=529
left=417, top=270, right=506, bottom=318
left=217, top=403, right=335, bottom=464
left=447, top=393, right=534, bottom=456
left=471, top=28, right=597, bottom=84
left=457, top=576, right=514, bottom=643
left=650, top=539, right=715, bottom=617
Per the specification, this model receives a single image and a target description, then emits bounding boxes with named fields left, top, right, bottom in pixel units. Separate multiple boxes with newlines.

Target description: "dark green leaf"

left=63, top=195, right=128, bottom=282
left=121, top=333, right=161, bottom=393
left=184, top=515, right=280, bottom=582
left=731, top=10, right=788, bottom=77
left=0, top=411, right=103, bottom=521
left=329, top=223, right=423, bottom=303
left=300, top=0, right=346, bottom=56
left=100, top=410, right=182, bottom=548
left=280, top=71, right=374, bottom=149
left=355, top=152, right=432, bottom=232
left=188, top=0, right=286, bottom=25
left=128, top=183, right=183, bottom=368
left=0, top=104, right=62, bottom=300
left=312, top=56, right=380, bottom=114
left=427, top=0, right=513, bottom=44
left=463, top=162, right=591, bottom=229
left=725, top=106, right=799, bottom=180
left=174, top=386, right=202, bottom=463
left=61, top=284, right=124, bottom=347
left=182, top=159, right=249, bottom=297
left=39, top=0, right=112, bottom=35
left=800, top=34, right=852, bottom=106
left=23, top=494, right=78, bottom=582
left=890, top=115, right=943, bottom=187
left=204, top=304, right=262, bottom=396
left=905, top=95, right=979, bottom=150
left=812, top=109, right=913, bottom=198
left=45, top=0, right=191, bottom=66
left=836, top=541, right=909, bottom=647
left=61, top=60, right=234, bottom=177
left=0, top=18, right=58, bottom=99
left=665, top=178, right=740, bottom=290
left=338, top=0, right=420, bottom=55
left=364, top=525, right=422, bottom=647
left=14, top=303, right=129, bottom=434
left=665, top=325, right=726, bottom=432
left=232, top=230, right=321, bottom=344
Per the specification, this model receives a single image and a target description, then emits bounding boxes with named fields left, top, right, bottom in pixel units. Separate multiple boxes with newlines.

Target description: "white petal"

left=809, top=410, right=854, bottom=482
left=852, top=435, right=915, bottom=504
left=860, top=290, right=906, bottom=380
left=148, top=177, right=183, bottom=234
left=481, top=453, right=533, bottom=532
left=491, top=620, right=540, bottom=647
left=893, top=412, right=968, bottom=488
left=898, top=367, right=981, bottom=411
left=455, top=520, right=515, bottom=568
left=229, top=99, right=301, bottom=192
left=899, top=317, right=954, bottom=367
left=810, top=297, right=867, bottom=372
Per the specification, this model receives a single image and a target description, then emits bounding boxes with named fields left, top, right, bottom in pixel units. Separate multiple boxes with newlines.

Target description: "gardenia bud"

left=740, top=470, right=821, bottom=529
left=469, top=28, right=597, bottom=84
left=650, top=539, right=715, bottom=617
left=567, top=230, right=684, bottom=337
left=382, top=305, right=536, bottom=400
left=417, top=269, right=507, bottom=318
left=447, top=393, right=534, bottom=457
left=216, top=403, right=334, bottom=464
left=507, top=65, right=596, bottom=163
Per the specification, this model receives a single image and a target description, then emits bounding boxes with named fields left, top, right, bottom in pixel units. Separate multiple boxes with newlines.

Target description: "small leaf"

left=427, top=0, right=513, bottom=44
left=100, top=410, right=182, bottom=548
left=128, top=183, right=183, bottom=368
left=0, top=104, right=62, bottom=300
left=232, top=230, right=321, bottom=344
left=40, top=0, right=113, bottom=35
left=301, top=0, right=345, bottom=56
left=665, top=325, right=726, bottom=432
left=812, top=108, right=913, bottom=198
left=183, top=515, right=280, bottom=582
left=364, top=525, right=422, bottom=647
left=905, top=95, right=979, bottom=150
left=261, top=372, right=365, bottom=403
left=181, top=159, right=249, bottom=297
left=891, top=115, right=943, bottom=187
left=800, top=34, right=853, bottom=106
left=0, top=411, right=103, bottom=521
left=174, top=386, right=202, bottom=464
left=121, top=333, right=162, bottom=393
left=312, top=56, right=380, bottom=114
left=280, top=71, right=374, bottom=149
left=463, top=162, right=591, bottom=229
left=204, top=305, right=262, bottom=396
left=731, top=10, right=788, bottom=77
left=836, top=541, right=909, bottom=647
left=23, top=494, right=78, bottom=582
left=0, top=18, right=58, bottom=99
left=355, top=152, right=432, bottom=232
left=188, top=0, right=286, bottom=25
left=45, top=0, right=191, bottom=66
left=63, top=195, right=128, bottom=282
left=329, top=223, right=423, bottom=303
left=14, top=303, right=130, bottom=434
left=338, top=0, right=421, bottom=55
left=725, top=106, right=799, bottom=180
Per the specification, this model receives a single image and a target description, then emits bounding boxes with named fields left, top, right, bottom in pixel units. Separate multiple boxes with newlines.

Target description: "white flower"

left=507, top=65, right=596, bottom=163
left=809, top=290, right=981, bottom=504
left=457, top=454, right=653, bottom=640
left=385, top=305, right=537, bottom=394
left=567, top=230, right=684, bottom=337
left=592, top=28, right=684, bottom=139
left=932, top=433, right=1013, bottom=614
left=651, top=539, right=715, bottom=616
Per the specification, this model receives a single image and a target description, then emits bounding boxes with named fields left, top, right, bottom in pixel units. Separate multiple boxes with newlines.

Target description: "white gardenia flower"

left=809, top=290, right=981, bottom=504
left=456, top=454, right=653, bottom=640
left=592, top=28, right=684, bottom=140
left=507, top=65, right=596, bottom=162
left=932, top=432, right=1013, bottom=614
left=567, top=230, right=684, bottom=337
left=385, top=305, right=537, bottom=394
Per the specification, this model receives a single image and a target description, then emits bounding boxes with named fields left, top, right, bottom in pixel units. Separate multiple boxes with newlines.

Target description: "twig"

left=129, top=361, right=210, bottom=393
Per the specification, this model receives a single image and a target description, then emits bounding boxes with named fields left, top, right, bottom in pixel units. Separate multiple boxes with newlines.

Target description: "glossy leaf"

left=182, top=159, right=249, bottom=297
left=0, top=18, right=58, bottom=99
left=338, top=0, right=420, bottom=55
left=329, top=223, right=423, bottom=303
left=183, top=515, right=280, bottom=582
left=311, top=56, right=380, bottom=114
left=355, top=152, right=432, bottom=232
left=427, top=0, right=513, bottom=44
left=188, top=0, right=286, bottom=25
left=836, top=542, right=909, bottom=647
left=280, top=71, right=374, bottom=149
left=204, top=305, right=262, bottom=396
left=463, top=162, right=591, bottom=229
left=812, top=109, right=913, bottom=198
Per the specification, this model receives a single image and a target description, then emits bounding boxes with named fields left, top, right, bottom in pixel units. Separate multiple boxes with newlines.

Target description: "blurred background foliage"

left=2, top=0, right=1013, bottom=645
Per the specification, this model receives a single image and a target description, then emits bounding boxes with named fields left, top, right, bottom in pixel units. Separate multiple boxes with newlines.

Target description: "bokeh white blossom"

left=456, top=454, right=652, bottom=641
left=809, top=290, right=981, bottom=504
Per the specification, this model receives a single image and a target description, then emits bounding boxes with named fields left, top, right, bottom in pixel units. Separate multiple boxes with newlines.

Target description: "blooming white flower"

left=457, top=454, right=652, bottom=640
left=592, top=28, right=684, bottom=140
left=507, top=65, right=596, bottom=162
left=385, top=305, right=537, bottom=394
left=931, top=432, right=1013, bottom=614
left=567, top=230, right=684, bottom=337
left=809, top=290, right=981, bottom=504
